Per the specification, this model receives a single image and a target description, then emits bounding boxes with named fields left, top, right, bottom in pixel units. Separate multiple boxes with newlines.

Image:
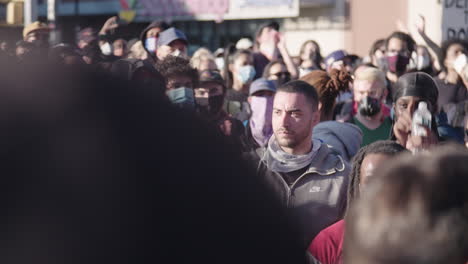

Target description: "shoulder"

left=308, top=220, right=345, bottom=264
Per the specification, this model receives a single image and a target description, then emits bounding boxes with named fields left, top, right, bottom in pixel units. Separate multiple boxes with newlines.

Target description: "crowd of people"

left=0, top=15, right=467, bottom=264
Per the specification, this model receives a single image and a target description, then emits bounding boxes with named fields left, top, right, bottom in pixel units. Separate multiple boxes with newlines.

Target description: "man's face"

left=386, top=37, right=410, bottom=57
left=166, top=75, right=193, bottom=91
left=156, top=40, right=187, bottom=60
left=353, top=79, right=385, bottom=103
left=257, top=26, right=279, bottom=46
left=272, top=91, right=318, bottom=150
left=394, top=96, right=433, bottom=120
left=113, top=40, right=126, bottom=57
left=194, top=82, right=224, bottom=99
left=359, top=153, right=391, bottom=191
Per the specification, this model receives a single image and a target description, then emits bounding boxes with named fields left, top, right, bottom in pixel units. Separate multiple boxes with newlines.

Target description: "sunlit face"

left=232, top=53, right=253, bottom=75
left=301, top=42, right=318, bottom=61
left=444, top=43, right=465, bottom=70
left=268, top=63, right=288, bottom=81
left=113, top=39, right=126, bottom=57
left=386, top=37, right=410, bottom=57
left=194, top=82, right=224, bottom=99
left=166, top=75, right=193, bottom=91
left=156, top=40, right=187, bottom=60
left=394, top=96, right=433, bottom=120
left=353, top=79, right=385, bottom=103
left=272, top=91, right=318, bottom=150
left=198, top=58, right=217, bottom=72
left=359, top=153, right=391, bottom=191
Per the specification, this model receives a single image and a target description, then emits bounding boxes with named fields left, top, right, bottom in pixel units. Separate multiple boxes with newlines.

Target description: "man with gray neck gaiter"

left=245, top=80, right=350, bottom=249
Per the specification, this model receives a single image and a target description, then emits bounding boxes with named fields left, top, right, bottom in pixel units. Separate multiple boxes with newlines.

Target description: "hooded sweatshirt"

left=139, top=21, right=169, bottom=63
left=313, top=121, right=363, bottom=162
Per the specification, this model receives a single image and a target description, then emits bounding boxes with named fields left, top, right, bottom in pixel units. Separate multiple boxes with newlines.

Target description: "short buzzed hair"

left=276, top=80, right=319, bottom=111
left=354, top=67, right=386, bottom=88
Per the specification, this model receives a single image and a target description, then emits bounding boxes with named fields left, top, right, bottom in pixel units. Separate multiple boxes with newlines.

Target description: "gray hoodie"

left=313, top=121, right=362, bottom=162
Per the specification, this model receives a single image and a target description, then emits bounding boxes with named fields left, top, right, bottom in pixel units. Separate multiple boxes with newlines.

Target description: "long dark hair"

left=223, top=44, right=253, bottom=89
left=298, top=40, right=323, bottom=70
left=346, top=140, right=407, bottom=213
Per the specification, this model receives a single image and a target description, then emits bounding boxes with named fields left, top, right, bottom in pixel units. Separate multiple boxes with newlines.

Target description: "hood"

left=140, top=21, right=168, bottom=62
left=313, top=121, right=362, bottom=162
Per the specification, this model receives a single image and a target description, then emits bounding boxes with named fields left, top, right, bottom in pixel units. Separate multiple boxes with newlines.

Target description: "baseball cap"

left=156, top=27, right=188, bottom=47
left=249, top=78, right=276, bottom=96
left=23, top=21, right=49, bottom=38
left=325, top=50, right=347, bottom=68
left=236, top=38, right=253, bottom=50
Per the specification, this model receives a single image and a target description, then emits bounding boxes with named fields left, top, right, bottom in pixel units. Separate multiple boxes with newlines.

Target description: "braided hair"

left=300, top=69, right=352, bottom=121
left=346, top=140, right=407, bottom=213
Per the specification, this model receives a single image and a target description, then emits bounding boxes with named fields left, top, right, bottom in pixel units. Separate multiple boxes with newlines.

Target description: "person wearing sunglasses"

left=263, top=60, right=291, bottom=86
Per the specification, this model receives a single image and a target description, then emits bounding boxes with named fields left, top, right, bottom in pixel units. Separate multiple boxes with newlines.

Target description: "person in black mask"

left=194, top=70, right=246, bottom=151
left=351, top=67, right=392, bottom=147
left=194, top=70, right=227, bottom=122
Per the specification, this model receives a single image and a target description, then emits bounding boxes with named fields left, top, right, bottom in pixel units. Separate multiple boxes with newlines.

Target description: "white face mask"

left=215, top=57, right=225, bottom=71
left=170, top=49, right=188, bottom=59
left=100, top=42, right=113, bottom=56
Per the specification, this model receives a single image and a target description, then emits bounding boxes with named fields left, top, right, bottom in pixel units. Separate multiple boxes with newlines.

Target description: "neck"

left=280, top=139, right=313, bottom=155
left=445, top=69, right=460, bottom=84
left=232, top=78, right=247, bottom=92
left=356, top=111, right=383, bottom=129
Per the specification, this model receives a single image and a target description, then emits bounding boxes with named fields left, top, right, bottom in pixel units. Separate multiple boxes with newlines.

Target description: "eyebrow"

left=273, top=108, right=302, bottom=113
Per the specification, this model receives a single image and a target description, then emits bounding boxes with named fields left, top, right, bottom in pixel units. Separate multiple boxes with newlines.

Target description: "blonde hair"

left=354, top=67, right=386, bottom=88
left=190, top=47, right=215, bottom=70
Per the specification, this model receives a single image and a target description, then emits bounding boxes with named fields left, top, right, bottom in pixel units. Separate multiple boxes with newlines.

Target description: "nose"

left=277, top=112, right=290, bottom=129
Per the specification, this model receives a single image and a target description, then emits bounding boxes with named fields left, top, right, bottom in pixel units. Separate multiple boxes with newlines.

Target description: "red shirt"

left=308, top=220, right=344, bottom=264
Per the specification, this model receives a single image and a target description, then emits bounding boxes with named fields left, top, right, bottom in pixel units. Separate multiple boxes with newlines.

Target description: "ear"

left=312, top=110, right=321, bottom=125
left=318, top=102, right=323, bottom=111
left=248, top=96, right=252, bottom=104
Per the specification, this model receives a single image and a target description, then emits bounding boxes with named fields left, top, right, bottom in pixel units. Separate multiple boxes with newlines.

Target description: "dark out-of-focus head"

left=344, top=145, right=468, bottom=264
left=0, top=60, right=307, bottom=264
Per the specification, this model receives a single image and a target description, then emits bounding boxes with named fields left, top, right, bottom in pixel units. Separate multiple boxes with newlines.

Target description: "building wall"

left=283, top=1, right=348, bottom=57
left=349, top=0, right=408, bottom=57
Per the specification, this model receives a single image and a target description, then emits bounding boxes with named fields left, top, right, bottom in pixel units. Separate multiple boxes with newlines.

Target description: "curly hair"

left=346, top=140, right=407, bottom=213
left=156, top=56, right=199, bottom=88
left=300, top=69, right=352, bottom=121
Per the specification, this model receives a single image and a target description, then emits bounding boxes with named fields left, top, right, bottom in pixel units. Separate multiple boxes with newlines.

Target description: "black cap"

left=394, top=72, right=439, bottom=112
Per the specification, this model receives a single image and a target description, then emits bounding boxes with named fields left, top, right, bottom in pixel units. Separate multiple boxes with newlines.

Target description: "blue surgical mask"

left=237, top=65, right=256, bottom=84
left=145, top=37, right=157, bottom=53
left=166, top=87, right=195, bottom=110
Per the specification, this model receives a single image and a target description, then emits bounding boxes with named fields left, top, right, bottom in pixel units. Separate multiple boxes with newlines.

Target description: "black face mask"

left=196, top=95, right=224, bottom=117
left=358, top=96, right=381, bottom=117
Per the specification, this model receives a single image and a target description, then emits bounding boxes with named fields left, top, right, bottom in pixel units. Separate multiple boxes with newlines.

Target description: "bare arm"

left=416, top=15, right=442, bottom=59
left=277, top=34, right=298, bottom=79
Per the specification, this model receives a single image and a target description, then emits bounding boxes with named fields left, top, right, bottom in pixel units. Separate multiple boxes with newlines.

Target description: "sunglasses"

left=272, top=72, right=291, bottom=78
